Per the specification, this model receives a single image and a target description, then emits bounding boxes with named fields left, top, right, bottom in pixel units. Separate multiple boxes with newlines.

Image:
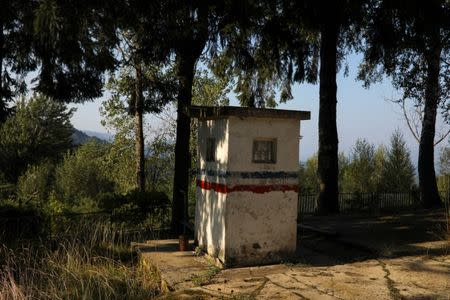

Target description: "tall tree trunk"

left=171, top=54, right=195, bottom=234
left=134, top=63, right=145, bottom=192
left=170, top=4, right=208, bottom=235
left=0, top=20, right=6, bottom=123
left=316, top=22, right=340, bottom=215
left=419, top=26, right=442, bottom=208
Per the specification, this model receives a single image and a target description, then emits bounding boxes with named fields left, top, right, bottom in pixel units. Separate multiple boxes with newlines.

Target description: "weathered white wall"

left=195, top=115, right=301, bottom=266
left=225, top=116, right=300, bottom=266
left=195, top=119, right=229, bottom=261
left=227, top=116, right=300, bottom=172
left=198, top=119, right=229, bottom=173
left=195, top=188, right=226, bottom=260
left=226, top=191, right=298, bottom=266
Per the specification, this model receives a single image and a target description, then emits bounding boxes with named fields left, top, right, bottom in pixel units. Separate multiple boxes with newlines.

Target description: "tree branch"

left=434, top=129, right=450, bottom=146
left=401, top=98, right=421, bottom=143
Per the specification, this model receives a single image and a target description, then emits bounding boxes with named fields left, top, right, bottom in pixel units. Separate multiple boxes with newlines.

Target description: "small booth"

left=190, top=106, right=310, bottom=267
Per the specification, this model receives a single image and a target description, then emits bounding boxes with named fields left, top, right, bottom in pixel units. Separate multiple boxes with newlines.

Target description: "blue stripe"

left=197, top=169, right=298, bottom=179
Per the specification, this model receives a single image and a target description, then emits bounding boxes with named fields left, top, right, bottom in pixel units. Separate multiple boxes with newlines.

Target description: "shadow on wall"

left=195, top=119, right=227, bottom=259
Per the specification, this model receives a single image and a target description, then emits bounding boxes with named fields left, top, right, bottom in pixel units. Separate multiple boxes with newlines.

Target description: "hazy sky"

left=70, top=53, right=448, bottom=165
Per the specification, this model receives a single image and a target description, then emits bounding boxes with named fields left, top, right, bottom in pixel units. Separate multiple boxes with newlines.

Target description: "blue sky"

left=70, top=53, right=448, bottom=166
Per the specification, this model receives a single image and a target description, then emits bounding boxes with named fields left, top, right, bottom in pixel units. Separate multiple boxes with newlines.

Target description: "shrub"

left=54, top=141, right=114, bottom=209
left=17, top=161, right=55, bottom=209
left=126, top=190, right=170, bottom=212
left=0, top=205, right=47, bottom=242
left=97, top=192, right=127, bottom=212
left=0, top=95, right=74, bottom=183
left=0, top=183, right=15, bottom=202
left=98, top=190, right=170, bottom=213
left=97, top=191, right=171, bottom=232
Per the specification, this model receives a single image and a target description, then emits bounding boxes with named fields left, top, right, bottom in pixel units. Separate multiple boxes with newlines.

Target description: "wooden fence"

left=299, top=191, right=449, bottom=215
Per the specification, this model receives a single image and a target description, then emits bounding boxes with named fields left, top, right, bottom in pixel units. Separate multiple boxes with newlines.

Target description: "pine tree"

left=343, top=139, right=377, bottom=193
left=0, top=94, right=74, bottom=183
left=114, top=0, right=233, bottom=232
left=32, top=0, right=116, bottom=103
left=0, top=0, right=35, bottom=122
left=359, top=0, right=449, bottom=207
left=213, top=0, right=369, bottom=214
left=380, top=131, right=415, bottom=192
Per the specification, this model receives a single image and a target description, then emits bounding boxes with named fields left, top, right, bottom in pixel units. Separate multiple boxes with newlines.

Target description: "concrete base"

left=135, top=239, right=215, bottom=292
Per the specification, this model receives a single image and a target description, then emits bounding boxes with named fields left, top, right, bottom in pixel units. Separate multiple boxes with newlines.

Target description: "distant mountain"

left=82, top=130, right=113, bottom=141
left=72, top=129, right=110, bottom=145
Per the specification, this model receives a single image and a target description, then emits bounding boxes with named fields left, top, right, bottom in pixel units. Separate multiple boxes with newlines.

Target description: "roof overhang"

left=188, top=105, right=311, bottom=121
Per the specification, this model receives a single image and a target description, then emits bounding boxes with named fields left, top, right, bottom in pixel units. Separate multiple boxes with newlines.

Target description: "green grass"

left=191, top=265, right=221, bottom=287
left=0, top=221, right=161, bottom=300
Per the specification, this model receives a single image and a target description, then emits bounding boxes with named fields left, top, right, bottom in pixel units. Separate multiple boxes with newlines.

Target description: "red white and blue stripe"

left=196, top=169, right=299, bottom=194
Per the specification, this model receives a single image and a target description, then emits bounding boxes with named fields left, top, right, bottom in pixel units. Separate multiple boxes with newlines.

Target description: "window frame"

left=206, top=137, right=216, bottom=162
left=252, top=138, right=277, bottom=164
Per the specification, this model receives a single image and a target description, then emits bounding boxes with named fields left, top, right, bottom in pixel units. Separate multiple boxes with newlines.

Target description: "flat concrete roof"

left=189, top=105, right=311, bottom=120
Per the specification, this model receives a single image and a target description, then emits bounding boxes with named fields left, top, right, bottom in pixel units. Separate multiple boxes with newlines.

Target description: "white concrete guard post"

left=190, top=106, right=311, bottom=267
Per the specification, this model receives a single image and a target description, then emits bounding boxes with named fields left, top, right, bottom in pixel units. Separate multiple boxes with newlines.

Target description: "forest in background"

left=0, top=0, right=448, bottom=298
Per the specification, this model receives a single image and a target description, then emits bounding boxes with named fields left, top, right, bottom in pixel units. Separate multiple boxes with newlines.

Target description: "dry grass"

left=442, top=202, right=450, bottom=253
left=0, top=221, right=161, bottom=300
left=445, top=201, right=450, bottom=239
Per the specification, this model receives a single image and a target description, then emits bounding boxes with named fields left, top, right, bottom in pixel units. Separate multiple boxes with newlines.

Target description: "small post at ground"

left=179, top=190, right=189, bottom=251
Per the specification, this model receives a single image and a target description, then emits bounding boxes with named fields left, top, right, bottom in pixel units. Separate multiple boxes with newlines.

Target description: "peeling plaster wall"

left=225, top=191, right=298, bottom=266
left=225, top=116, right=299, bottom=266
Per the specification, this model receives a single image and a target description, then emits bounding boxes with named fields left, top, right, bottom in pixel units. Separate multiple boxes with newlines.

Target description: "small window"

left=206, top=138, right=216, bottom=162
left=252, top=139, right=276, bottom=163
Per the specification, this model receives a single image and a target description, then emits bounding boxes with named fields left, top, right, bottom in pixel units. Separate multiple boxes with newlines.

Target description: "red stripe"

left=197, top=180, right=229, bottom=193
left=196, top=179, right=298, bottom=194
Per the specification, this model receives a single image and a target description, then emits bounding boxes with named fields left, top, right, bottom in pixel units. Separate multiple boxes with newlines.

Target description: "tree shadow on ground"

left=293, top=208, right=449, bottom=267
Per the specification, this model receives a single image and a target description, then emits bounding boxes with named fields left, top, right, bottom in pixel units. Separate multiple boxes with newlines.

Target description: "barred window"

left=206, top=138, right=216, bottom=162
left=252, top=139, right=276, bottom=163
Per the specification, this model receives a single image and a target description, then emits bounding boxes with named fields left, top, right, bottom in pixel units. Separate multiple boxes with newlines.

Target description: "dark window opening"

left=206, top=138, right=216, bottom=162
left=252, top=139, right=276, bottom=163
